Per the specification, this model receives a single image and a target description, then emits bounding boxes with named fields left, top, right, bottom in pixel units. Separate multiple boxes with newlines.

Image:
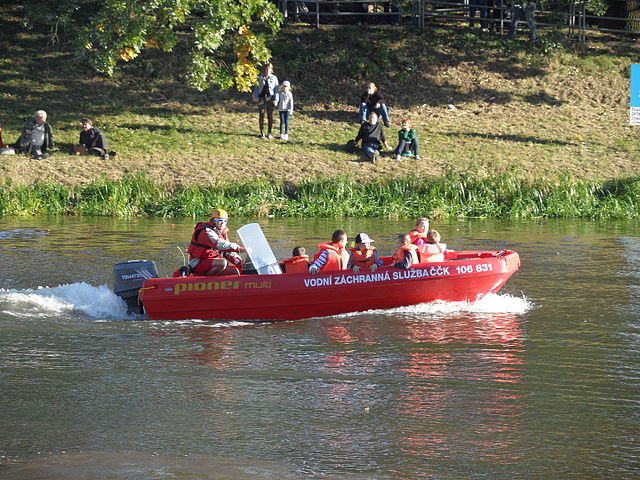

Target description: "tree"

left=21, top=0, right=283, bottom=91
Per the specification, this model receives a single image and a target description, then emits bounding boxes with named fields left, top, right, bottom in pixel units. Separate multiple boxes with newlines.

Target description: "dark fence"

left=277, top=0, right=640, bottom=40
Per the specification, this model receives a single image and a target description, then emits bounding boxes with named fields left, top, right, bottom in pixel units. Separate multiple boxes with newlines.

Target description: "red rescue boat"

left=115, top=250, right=520, bottom=321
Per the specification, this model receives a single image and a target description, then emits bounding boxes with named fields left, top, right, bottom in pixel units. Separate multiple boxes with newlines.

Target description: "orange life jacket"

left=349, top=247, right=377, bottom=268
left=282, top=255, right=310, bottom=273
left=408, top=230, right=428, bottom=245
left=313, top=242, right=349, bottom=271
left=187, top=221, right=229, bottom=260
left=418, top=243, right=447, bottom=262
left=392, top=244, right=420, bottom=265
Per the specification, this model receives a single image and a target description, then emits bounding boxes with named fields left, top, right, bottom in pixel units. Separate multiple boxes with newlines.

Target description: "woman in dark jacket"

left=78, top=118, right=110, bottom=159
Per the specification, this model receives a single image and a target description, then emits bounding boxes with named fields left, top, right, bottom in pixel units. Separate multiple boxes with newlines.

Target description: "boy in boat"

left=187, top=209, right=246, bottom=276
left=309, top=230, right=350, bottom=274
left=408, top=217, right=430, bottom=246
left=419, top=229, right=448, bottom=262
left=281, top=246, right=309, bottom=273
left=348, top=232, right=383, bottom=273
left=392, top=234, right=420, bottom=269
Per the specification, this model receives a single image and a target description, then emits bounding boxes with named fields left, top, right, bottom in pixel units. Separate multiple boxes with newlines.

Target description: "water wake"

left=0, top=282, right=128, bottom=320
left=337, top=293, right=532, bottom=320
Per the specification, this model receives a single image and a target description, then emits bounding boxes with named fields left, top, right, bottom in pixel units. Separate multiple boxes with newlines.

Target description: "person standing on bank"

left=15, top=110, right=53, bottom=159
left=253, top=62, right=279, bottom=139
left=508, top=0, right=537, bottom=41
left=277, top=80, right=294, bottom=141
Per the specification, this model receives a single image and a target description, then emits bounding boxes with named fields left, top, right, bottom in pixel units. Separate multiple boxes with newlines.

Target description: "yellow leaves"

left=233, top=25, right=260, bottom=92
left=118, top=47, right=138, bottom=61
left=146, top=39, right=159, bottom=49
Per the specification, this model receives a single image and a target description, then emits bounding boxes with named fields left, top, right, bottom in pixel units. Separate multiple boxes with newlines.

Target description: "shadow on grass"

left=444, top=132, right=578, bottom=146
left=117, top=124, right=195, bottom=134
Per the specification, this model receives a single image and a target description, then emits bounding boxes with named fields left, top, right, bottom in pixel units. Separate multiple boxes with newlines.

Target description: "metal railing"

left=277, top=0, right=640, bottom=40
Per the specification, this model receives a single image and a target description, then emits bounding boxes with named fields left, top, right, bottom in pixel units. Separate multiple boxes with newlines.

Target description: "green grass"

left=1, top=173, right=639, bottom=219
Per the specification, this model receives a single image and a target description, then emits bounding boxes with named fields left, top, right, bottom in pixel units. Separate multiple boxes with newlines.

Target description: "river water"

left=0, top=217, right=638, bottom=479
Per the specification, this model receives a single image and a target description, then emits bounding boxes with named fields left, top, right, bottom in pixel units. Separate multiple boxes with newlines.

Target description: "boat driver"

left=187, top=209, right=245, bottom=276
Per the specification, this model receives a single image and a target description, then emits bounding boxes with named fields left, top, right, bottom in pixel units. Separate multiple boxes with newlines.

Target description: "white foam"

left=338, top=293, right=532, bottom=319
left=0, top=282, right=129, bottom=320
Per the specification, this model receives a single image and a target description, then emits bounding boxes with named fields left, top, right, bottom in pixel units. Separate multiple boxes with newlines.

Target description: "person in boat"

left=408, top=217, right=430, bottom=246
left=419, top=229, right=448, bottom=262
left=348, top=232, right=383, bottom=273
left=392, top=234, right=420, bottom=269
left=281, top=246, right=309, bottom=273
left=187, top=209, right=246, bottom=276
left=309, top=229, right=349, bottom=274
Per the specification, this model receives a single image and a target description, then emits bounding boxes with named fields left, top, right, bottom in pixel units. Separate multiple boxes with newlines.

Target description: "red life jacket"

left=187, top=221, right=229, bottom=260
left=418, top=243, right=447, bottom=262
left=349, top=247, right=377, bottom=268
left=392, top=244, right=419, bottom=265
left=313, top=242, right=348, bottom=271
left=282, top=255, right=310, bottom=273
left=408, top=230, right=428, bottom=245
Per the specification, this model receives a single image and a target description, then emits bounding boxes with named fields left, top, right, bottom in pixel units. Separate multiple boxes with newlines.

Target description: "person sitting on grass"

left=348, top=232, right=383, bottom=273
left=76, top=118, right=113, bottom=160
left=309, top=230, right=350, bottom=274
left=359, top=82, right=390, bottom=127
left=392, top=233, right=420, bottom=269
left=281, top=246, right=309, bottom=273
left=353, top=111, right=389, bottom=163
left=15, top=110, right=53, bottom=160
left=395, top=118, right=421, bottom=161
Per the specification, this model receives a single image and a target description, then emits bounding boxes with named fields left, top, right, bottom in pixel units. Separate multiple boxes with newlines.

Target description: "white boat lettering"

left=429, top=266, right=450, bottom=276
left=393, top=266, right=450, bottom=280
left=304, top=276, right=333, bottom=287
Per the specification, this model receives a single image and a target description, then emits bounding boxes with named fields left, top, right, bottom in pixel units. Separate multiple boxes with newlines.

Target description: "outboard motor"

left=113, top=260, right=158, bottom=315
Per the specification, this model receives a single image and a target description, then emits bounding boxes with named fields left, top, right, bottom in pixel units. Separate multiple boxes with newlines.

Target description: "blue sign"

left=631, top=64, right=640, bottom=107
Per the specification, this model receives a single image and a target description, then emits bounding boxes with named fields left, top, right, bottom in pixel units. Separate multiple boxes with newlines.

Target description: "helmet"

left=211, top=208, right=228, bottom=220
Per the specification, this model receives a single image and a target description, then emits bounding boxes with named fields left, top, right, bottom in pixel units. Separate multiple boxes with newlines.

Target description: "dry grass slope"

left=0, top=7, right=637, bottom=188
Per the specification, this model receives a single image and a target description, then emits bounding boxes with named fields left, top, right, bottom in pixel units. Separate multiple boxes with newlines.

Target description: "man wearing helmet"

left=187, top=209, right=246, bottom=276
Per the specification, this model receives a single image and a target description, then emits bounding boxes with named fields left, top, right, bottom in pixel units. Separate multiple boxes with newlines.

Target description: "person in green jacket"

left=394, top=118, right=421, bottom=161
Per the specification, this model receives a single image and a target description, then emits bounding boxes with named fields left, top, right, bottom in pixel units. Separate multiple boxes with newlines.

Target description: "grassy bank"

left=0, top=7, right=640, bottom=191
left=1, top=173, right=639, bottom=219
left=0, top=5, right=638, bottom=218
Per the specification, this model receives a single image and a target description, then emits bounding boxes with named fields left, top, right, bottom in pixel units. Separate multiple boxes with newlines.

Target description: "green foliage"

left=2, top=174, right=640, bottom=219
left=19, top=0, right=283, bottom=91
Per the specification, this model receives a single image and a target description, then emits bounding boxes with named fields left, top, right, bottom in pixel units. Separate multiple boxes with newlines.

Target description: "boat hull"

left=139, top=250, right=520, bottom=321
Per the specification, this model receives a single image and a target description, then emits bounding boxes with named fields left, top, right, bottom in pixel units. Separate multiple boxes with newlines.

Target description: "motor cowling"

left=113, top=260, right=158, bottom=315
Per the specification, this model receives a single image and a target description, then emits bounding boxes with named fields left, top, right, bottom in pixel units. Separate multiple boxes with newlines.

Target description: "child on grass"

left=277, top=80, right=294, bottom=141
left=395, top=118, right=420, bottom=161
